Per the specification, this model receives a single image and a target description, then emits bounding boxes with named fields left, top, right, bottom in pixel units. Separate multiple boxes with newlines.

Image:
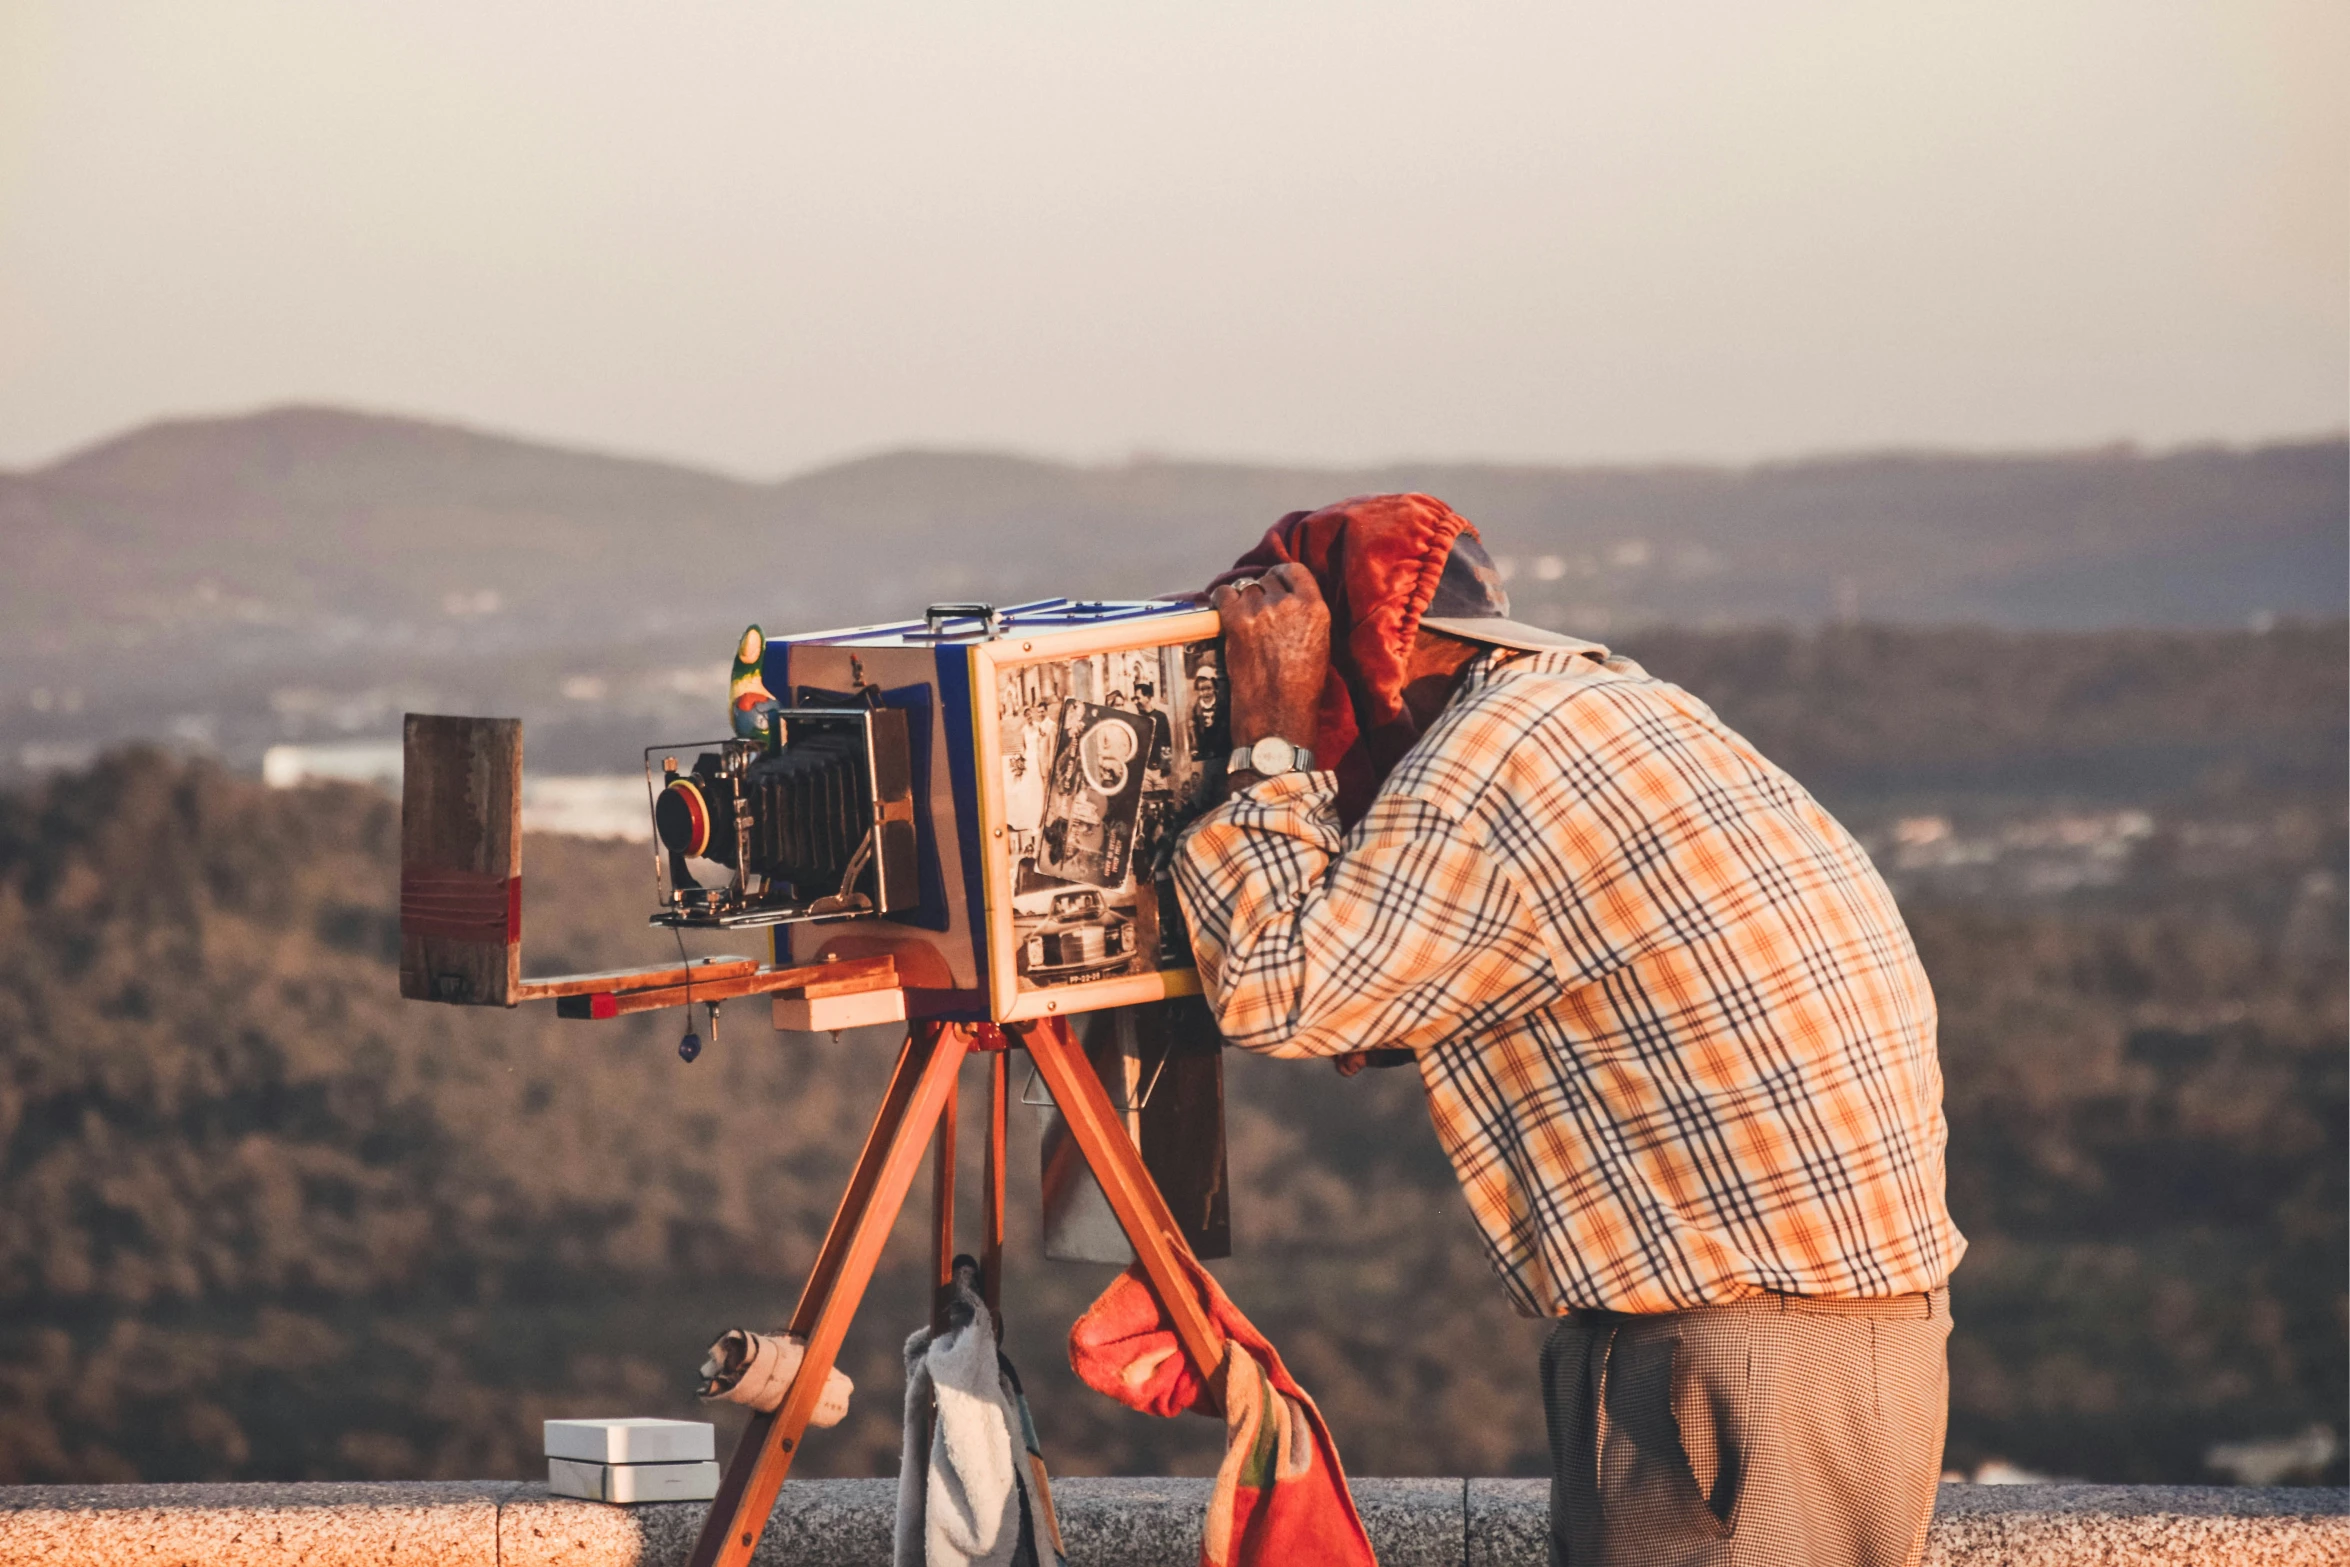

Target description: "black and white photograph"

left=994, top=635, right=1228, bottom=990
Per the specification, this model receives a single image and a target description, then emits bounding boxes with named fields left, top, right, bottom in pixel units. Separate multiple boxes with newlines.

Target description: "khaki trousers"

left=1542, top=1289, right=1951, bottom=1567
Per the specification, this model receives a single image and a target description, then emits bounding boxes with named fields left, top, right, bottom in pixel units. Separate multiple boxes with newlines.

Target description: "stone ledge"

left=1, top=1477, right=2341, bottom=1565
left=1470, top=1480, right=2350, bottom=1567
left=1921, top=1482, right=2350, bottom=1567
left=0, top=1480, right=525, bottom=1566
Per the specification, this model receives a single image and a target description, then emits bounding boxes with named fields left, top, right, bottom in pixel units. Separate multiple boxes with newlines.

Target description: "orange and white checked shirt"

left=1173, top=645, right=1964, bottom=1316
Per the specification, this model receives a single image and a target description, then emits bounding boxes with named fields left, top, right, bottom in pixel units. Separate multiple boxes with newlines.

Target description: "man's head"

left=1415, top=530, right=1607, bottom=657
left=1399, top=626, right=1485, bottom=731
left=1399, top=530, right=1609, bottom=726
left=1208, top=492, right=1608, bottom=823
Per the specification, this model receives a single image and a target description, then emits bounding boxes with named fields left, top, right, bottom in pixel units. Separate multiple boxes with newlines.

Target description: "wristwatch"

left=1227, top=737, right=1315, bottom=777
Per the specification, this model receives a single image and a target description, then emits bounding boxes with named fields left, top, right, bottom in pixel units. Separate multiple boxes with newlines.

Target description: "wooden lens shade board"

left=397, top=713, right=908, bottom=1026
left=398, top=714, right=1226, bottom=1567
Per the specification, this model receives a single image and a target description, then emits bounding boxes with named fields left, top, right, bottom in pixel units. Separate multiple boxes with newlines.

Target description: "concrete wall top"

left=0, top=1477, right=2342, bottom=1566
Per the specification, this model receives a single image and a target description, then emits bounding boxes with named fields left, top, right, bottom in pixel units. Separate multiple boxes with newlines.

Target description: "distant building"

left=260, top=742, right=649, bottom=840
left=261, top=741, right=403, bottom=791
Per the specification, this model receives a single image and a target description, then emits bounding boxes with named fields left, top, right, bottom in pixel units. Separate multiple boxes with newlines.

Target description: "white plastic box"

left=544, top=1418, right=719, bottom=1505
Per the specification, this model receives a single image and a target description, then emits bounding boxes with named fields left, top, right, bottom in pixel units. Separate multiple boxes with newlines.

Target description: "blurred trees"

left=0, top=623, right=2340, bottom=1485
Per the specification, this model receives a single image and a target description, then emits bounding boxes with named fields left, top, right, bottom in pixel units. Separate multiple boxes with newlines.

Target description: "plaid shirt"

left=1173, top=646, right=1963, bottom=1316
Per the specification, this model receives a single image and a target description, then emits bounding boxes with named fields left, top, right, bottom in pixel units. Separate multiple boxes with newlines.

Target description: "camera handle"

left=916, top=602, right=1005, bottom=640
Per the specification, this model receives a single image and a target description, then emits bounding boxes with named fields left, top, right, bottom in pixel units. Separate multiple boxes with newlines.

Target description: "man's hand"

left=1209, top=562, right=1329, bottom=752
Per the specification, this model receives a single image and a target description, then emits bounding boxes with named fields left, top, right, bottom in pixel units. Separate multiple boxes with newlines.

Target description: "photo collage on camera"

left=995, top=638, right=1229, bottom=990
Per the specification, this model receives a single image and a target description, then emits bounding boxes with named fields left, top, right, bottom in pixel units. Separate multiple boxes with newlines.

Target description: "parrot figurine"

left=730, top=625, right=780, bottom=741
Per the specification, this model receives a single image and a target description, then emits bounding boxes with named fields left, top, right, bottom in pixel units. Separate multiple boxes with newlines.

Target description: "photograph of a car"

left=1016, top=886, right=1134, bottom=985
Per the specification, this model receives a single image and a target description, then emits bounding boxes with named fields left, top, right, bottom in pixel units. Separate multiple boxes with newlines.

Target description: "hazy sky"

left=2, top=2, right=2342, bottom=476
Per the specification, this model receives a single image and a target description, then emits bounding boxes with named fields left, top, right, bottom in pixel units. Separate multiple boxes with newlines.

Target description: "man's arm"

left=1173, top=772, right=1558, bottom=1057
left=1188, top=561, right=1557, bottom=1056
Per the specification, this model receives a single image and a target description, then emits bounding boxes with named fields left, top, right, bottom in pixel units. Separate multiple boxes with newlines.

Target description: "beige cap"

left=1418, top=615, right=1610, bottom=657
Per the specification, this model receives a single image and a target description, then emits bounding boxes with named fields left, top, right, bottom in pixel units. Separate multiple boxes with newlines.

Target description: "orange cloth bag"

left=1069, top=1254, right=1378, bottom=1567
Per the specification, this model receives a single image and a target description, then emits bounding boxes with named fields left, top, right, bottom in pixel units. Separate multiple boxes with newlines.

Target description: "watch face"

left=1250, top=737, right=1296, bottom=774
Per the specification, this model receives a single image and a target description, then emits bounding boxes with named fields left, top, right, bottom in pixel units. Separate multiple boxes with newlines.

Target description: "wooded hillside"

left=0, top=624, right=2340, bottom=1486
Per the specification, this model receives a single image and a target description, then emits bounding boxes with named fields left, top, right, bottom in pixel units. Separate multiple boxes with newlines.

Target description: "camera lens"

left=656, top=777, right=714, bottom=858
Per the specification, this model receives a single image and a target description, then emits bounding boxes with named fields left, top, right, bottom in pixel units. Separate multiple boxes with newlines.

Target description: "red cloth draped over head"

left=1209, top=493, right=1478, bottom=827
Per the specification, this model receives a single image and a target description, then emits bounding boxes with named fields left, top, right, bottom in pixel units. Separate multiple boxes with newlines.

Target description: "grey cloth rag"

left=895, top=1273, right=1058, bottom=1567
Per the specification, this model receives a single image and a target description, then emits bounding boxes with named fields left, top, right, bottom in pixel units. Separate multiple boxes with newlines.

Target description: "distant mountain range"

left=2, top=406, right=2341, bottom=772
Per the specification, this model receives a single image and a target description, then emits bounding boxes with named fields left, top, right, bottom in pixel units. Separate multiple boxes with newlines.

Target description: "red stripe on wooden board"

left=400, top=868, right=519, bottom=945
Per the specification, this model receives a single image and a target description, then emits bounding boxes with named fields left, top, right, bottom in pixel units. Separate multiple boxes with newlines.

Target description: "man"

left=1133, top=675, right=1176, bottom=777
left=1172, top=494, right=1962, bottom=1567
left=1188, top=663, right=1224, bottom=757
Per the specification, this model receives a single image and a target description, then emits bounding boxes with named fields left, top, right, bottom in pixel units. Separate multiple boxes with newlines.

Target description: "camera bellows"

left=697, top=1328, right=852, bottom=1426
left=746, top=730, right=870, bottom=894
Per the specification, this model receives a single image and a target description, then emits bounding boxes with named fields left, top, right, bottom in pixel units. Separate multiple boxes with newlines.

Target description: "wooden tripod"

left=686, top=1010, right=1227, bottom=1567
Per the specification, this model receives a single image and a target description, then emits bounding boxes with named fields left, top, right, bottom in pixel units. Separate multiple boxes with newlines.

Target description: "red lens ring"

left=668, top=778, right=711, bottom=858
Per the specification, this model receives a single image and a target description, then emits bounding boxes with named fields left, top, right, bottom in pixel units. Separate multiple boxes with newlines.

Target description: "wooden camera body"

left=747, top=599, right=1225, bottom=1024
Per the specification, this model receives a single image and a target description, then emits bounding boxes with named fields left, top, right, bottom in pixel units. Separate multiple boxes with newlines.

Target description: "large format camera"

left=399, top=598, right=1236, bottom=1262
left=636, top=598, right=1233, bottom=1031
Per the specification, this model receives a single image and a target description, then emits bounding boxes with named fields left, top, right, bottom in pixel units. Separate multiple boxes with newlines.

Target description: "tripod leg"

left=930, top=1053, right=959, bottom=1334
left=689, top=1018, right=971, bottom=1567
left=980, top=1049, right=1006, bottom=1316
left=1023, top=1016, right=1226, bottom=1392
